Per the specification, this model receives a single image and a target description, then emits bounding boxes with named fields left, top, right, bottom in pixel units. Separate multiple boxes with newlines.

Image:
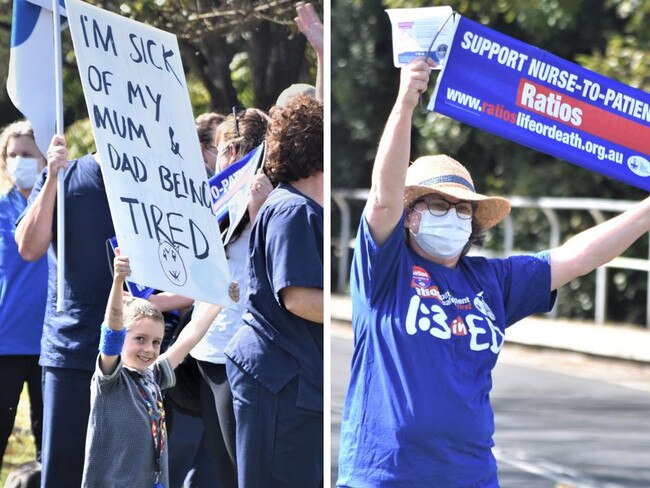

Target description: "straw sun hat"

left=404, top=155, right=511, bottom=229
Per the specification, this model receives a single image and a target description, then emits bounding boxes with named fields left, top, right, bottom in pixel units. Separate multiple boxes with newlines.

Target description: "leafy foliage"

left=0, top=388, right=37, bottom=486
left=65, top=118, right=95, bottom=159
left=0, top=0, right=321, bottom=124
left=0, top=0, right=321, bottom=185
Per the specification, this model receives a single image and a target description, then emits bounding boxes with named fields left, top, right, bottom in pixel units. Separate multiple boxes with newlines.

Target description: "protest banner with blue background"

left=209, top=143, right=265, bottom=223
left=430, top=16, right=650, bottom=191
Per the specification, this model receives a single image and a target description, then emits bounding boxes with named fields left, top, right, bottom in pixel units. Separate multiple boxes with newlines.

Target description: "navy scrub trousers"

left=226, top=361, right=323, bottom=488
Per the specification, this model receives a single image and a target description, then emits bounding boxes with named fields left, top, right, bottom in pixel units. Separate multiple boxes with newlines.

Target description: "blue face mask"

left=413, top=209, right=472, bottom=259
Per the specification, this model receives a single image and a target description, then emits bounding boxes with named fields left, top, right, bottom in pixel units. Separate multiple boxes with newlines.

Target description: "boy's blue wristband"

left=99, top=323, right=126, bottom=356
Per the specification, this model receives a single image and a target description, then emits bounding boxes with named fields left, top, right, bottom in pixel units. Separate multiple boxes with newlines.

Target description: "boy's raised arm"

left=99, top=250, right=130, bottom=375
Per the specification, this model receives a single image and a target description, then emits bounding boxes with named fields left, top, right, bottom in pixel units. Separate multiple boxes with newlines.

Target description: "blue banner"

left=430, top=16, right=650, bottom=191
left=209, top=143, right=264, bottom=222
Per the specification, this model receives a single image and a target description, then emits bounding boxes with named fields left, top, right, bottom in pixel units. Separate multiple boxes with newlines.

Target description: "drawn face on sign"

left=158, top=240, right=187, bottom=286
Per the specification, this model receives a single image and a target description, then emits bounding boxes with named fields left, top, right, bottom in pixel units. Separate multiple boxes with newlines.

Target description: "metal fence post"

left=541, top=207, right=561, bottom=319
left=332, top=193, right=352, bottom=293
left=589, top=209, right=607, bottom=324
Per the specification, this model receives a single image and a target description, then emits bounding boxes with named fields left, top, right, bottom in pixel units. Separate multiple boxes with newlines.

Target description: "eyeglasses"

left=415, top=198, right=475, bottom=220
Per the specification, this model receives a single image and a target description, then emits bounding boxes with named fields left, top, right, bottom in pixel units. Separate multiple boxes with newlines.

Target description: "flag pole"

left=52, top=0, right=65, bottom=312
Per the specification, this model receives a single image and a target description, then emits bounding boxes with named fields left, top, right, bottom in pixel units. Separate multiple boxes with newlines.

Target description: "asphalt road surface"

left=330, top=321, right=650, bottom=488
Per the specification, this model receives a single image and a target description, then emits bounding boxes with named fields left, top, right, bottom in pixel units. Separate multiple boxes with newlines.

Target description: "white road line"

left=494, top=448, right=627, bottom=488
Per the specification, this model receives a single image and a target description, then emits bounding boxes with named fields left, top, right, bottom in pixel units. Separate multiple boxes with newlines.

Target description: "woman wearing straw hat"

left=337, top=59, right=650, bottom=487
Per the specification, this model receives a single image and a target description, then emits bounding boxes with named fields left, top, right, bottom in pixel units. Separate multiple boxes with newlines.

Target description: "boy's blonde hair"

left=123, top=297, right=164, bottom=330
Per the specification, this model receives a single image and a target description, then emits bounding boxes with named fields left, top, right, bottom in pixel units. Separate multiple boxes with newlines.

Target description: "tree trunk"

left=248, top=21, right=307, bottom=111
left=183, top=31, right=240, bottom=114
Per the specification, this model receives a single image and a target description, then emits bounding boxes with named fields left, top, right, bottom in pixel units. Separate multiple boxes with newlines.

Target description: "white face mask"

left=204, top=148, right=218, bottom=170
left=215, top=144, right=232, bottom=174
left=413, top=209, right=472, bottom=259
left=6, top=156, right=40, bottom=190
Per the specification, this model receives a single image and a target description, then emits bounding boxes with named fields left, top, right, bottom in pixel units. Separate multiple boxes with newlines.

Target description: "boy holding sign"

left=81, top=250, right=237, bottom=487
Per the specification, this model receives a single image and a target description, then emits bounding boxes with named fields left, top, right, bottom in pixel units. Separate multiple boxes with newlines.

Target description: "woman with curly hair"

left=0, top=120, right=47, bottom=467
left=225, top=93, right=324, bottom=488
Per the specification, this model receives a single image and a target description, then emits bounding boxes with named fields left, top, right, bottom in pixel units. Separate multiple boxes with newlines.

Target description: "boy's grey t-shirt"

left=82, top=355, right=175, bottom=488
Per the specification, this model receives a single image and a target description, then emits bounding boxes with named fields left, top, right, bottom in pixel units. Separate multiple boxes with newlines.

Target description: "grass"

left=0, top=386, right=37, bottom=486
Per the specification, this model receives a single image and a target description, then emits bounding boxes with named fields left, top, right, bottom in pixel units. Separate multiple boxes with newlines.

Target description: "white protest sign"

left=66, top=0, right=231, bottom=306
left=386, top=6, right=457, bottom=69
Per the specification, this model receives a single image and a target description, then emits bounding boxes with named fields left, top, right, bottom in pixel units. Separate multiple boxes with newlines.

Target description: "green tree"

left=0, top=0, right=321, bottom=128
left=94, top=0, right=318, bottom=112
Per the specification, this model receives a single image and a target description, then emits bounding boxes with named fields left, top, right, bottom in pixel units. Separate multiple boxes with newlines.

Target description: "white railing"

left=332, top=190, right=650, bottom=327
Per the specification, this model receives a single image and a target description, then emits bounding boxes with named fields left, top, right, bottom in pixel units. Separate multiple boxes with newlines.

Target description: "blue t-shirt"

left=225, top=183, right=323, bottom=411
left=0, top=187, right=48, bottom=355
left=17, top=155, right=115, bottom=371
left=337, top=213, right=555, bottom=487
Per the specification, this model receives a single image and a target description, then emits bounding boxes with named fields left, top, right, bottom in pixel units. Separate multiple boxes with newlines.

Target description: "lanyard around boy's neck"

left=132, top=372, right=166, bottom=488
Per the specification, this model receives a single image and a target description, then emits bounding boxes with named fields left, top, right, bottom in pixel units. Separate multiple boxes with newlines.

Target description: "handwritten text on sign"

left=66, top=0, right=231, bottom=306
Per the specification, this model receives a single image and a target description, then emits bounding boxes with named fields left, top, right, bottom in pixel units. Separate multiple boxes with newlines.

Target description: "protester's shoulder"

left=68, top=154, right=99, bottom=171
left=265, top=183, right=304, bottom=206
left=93, top=354, right=124, bottom=382
left=91, top=357, right=131, bottom=397
left=0, top=187, right=18, bottom=207
left=55, top=154, right=99, bottom=174
left=0, top=187, right=11, bottom=203
left=264, top=183, right=321, bottom=217
left=150, top=356, right=175, bottom=389
left=463, top=252, right=550, bottom=278
left=61, top=154, right=106, bottom=196
left=358, top=209, right=406, bottom=249
left=461, top=255, right=491, bottom=269
left=0, top=190, right=18, bottom=224
left=458, top=255, right=504, bottom=282
left=491, top=251, right=551, bottom=268
left=42, top=154, right=96, bottom=181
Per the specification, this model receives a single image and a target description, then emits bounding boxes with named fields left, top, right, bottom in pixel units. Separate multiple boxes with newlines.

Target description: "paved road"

left=331, top=323, right=650, bottom=487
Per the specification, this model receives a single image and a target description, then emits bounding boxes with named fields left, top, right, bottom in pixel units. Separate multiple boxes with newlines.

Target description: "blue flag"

left=430, top=16, right=650, bottom=191
left=7, top=0, right=66, bottom=156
